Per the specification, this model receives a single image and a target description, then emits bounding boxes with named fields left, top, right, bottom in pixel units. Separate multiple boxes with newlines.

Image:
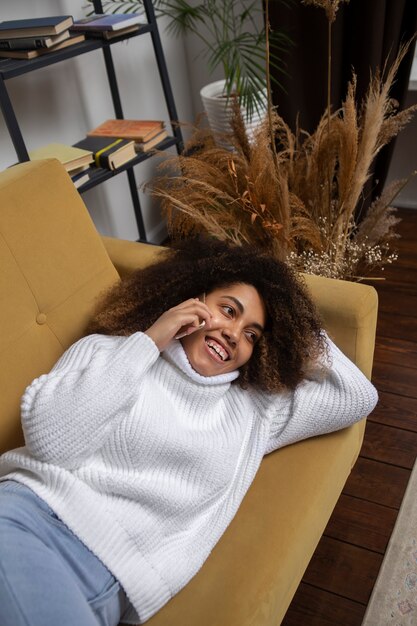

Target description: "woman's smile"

left=204, top=337, right=231, bottom=362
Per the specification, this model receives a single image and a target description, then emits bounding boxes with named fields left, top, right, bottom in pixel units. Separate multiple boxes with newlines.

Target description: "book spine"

left=0, top=37, right=50, bottom=50
left=95, top=139, right=123, bottom=170
left=71, top=24, right=112, bottom=32
left=95, top=150, right=111, bottom=169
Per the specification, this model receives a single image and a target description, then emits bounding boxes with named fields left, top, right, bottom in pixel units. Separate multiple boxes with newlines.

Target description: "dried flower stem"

left=327, top=18, right=332, bottom=223
left=265, top=0, right=279, bottom=171
left=334, top=41, right=413, bottom=267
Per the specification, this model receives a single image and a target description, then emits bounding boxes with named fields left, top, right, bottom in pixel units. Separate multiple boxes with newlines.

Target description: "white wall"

left=385, top=49, right=417, bottom=209
left=0, top=1, right=197, bottom=242
left=181, top=30, right=223, bottom=118
left=385, top=89, right=417, bottom=210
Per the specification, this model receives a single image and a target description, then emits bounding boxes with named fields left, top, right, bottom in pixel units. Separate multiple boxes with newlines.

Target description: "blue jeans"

left=0, top=480, right=130, bottom=626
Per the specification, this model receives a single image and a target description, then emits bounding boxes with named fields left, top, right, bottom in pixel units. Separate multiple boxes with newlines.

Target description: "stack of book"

left=70, top=13, right=143, bottom=40
left=86, top=119, right=168, bottom=153
left=0, top=16, right=86, bottom=60
left=25, top=118, right=167, bottom=189
left=74, top=136, right=137, bottom=171
left=72, top=118, right=167, bottom=174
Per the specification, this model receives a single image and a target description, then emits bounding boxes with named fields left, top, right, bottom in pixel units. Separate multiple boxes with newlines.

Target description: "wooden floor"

left=282, top=207, right=417, bottom=625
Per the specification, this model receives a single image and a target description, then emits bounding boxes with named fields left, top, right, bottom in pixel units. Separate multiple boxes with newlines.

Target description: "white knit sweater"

left=0, top=332, right=377, bottom=623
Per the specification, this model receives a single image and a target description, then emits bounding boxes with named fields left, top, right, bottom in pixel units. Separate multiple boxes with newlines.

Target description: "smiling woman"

left=87, top=237, right=327, bottom=392
left=0, top=237, right=378, bottom=626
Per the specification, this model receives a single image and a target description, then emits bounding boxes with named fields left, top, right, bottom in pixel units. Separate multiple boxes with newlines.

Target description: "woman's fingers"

left=174, top=318, right=206, bottom=340
left=145, top=297, right=212, bottom=351
left=172, top=299, right=212, bottom=330
left=173, top=298, right=211, bottom=322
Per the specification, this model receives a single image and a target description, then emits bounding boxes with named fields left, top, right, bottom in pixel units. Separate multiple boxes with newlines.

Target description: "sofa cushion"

left=0, top=159, right=119, bottom=452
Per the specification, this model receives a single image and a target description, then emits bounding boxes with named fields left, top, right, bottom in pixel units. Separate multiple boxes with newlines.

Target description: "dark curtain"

left=269, top=0, right=417, bottom=204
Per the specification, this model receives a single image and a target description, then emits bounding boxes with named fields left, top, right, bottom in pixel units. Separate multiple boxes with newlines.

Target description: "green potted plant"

left=85, top=0, right=290, bottom=134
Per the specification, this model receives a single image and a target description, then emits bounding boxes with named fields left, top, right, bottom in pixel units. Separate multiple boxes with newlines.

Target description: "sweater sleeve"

left=264, top=334, right=378, bottom=455
left=21, top=332, right=159, bottom=469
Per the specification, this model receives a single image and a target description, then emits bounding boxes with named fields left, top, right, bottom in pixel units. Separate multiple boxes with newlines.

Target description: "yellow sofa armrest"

left=302, top=273, right=378, bottom=379
left=101, top=236, right=165, bottom=279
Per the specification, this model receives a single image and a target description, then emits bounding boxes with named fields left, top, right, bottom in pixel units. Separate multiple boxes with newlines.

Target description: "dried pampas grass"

left=147, top=12, right=416, bottom=281
left=301, top=0, right=350, bottom=23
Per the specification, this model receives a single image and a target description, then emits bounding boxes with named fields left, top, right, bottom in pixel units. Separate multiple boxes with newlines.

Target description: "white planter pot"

left=200, top=79, right=267, bottom=144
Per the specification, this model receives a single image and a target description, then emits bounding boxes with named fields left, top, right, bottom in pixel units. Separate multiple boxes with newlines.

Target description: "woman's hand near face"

left=145, top=298, right=212, bottom=352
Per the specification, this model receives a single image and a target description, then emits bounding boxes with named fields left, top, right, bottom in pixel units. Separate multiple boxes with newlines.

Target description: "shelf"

left=0, top=26, right=153, bottom=80
left=0, top=1, right=183, bottom=241
left=77, top=135, right=180, bottom=192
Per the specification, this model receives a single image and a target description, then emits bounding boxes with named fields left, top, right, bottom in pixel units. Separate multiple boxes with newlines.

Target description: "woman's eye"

left=221, top=305, right=234, bottom=317
left=246, top=332, right=257, bottom=343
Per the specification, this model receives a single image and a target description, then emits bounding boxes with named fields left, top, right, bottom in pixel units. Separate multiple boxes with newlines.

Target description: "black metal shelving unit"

left=0, top=0, right=183, bottom=241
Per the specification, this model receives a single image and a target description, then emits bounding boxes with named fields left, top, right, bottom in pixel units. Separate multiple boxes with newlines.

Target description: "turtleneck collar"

left=162, top=340, right=239, bottom=386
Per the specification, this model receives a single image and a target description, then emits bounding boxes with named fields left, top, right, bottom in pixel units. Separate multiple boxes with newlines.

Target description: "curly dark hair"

left=88, top=238, right=326, bottom=392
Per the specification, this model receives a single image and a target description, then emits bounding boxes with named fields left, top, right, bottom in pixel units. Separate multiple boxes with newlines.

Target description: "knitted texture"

left=0, top=332, right=378, bottom=623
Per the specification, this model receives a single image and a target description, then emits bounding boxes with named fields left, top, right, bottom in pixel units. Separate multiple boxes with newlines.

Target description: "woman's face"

left=180, top=283, right=266, bottom=377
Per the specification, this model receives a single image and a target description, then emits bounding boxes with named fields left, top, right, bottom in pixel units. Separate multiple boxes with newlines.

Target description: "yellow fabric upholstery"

left=0, top=159, right=378, bottom=625
left=0, top=159, right=119, bottom=453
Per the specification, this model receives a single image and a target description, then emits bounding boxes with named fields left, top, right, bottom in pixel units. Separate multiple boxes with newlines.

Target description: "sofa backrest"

left=0, top=159, right=119, bottom=453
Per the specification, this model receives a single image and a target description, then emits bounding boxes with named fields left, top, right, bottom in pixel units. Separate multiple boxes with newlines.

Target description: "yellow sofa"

left=0, top=159, right=378, bottom=625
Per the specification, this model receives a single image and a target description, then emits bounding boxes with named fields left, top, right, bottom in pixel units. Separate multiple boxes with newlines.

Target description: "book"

left=0, top=16, right=73, bottom=39
left=28, top=143, right=93, bottom=173
left=71, top=13, right=143, bottom=33
left=69, top=163, right=91, bottom=176
left=84, top=25, right=140, bottom=40
left=0, top=34, right=85, bottom=60
left=71, top=168, right=91, bottom=189
left=135, top=130, right=169, bottom=153
left=0, top=30, right=70, bottom=51
left=87, top=119, right=165, bottom=143
left=74, top=136, right=136, bottom=170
